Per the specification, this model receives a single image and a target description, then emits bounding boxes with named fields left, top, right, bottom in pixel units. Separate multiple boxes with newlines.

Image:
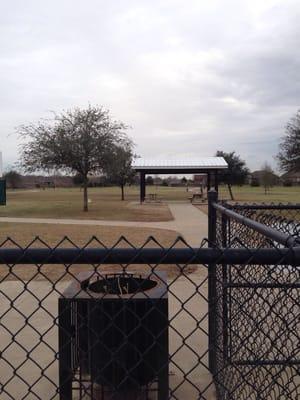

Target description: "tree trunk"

left=121, top=184, right=125, bottom=201
left=83, top=180, right=88, bottom=211
left=227, top=183, right=234, bottom=201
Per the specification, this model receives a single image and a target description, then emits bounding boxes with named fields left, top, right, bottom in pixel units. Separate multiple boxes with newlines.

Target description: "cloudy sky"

left=1, top=0, right=300, bottom=172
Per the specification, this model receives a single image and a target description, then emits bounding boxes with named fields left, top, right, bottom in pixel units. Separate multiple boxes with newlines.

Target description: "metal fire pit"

left=59, top=271, right=169, bottom=399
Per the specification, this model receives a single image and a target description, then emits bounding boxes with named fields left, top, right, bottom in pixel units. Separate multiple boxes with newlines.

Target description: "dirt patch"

left=0, top=263, right=197, bottom=282
left=0, top=222, right=196, bottom=280
left=126, top=201, right=173, bottom=221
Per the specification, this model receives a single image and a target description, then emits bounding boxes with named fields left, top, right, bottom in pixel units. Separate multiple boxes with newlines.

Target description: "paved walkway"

left=0, top=204, right=208, bottom=247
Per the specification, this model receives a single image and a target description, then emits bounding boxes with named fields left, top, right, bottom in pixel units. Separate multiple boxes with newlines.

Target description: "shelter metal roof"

left=132, top=157, right=228, bottom=170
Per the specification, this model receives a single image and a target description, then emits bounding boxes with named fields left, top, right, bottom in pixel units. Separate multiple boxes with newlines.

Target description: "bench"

left=146, top=193, right=159, bottom=202
left=148, top=193, right=157, bottom=201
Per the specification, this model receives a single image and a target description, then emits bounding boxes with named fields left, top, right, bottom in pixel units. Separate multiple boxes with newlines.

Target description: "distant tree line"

left=13, top=105, right=300, bottom=208
left=3, top=170, right=22, bottom=189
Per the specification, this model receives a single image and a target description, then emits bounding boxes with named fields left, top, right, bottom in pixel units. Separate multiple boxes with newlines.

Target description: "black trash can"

left=59, top=271, right=169, bottom=399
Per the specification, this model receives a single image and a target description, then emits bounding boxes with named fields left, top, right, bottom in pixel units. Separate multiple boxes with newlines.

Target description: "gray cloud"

left=1, top=0, right=299, bottom=172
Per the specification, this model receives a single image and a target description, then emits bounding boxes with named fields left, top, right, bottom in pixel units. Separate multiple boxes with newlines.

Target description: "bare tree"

left=215, top=150, right=249, bottom=200
left=18, top=106, right=130, bottom=211
left=105, top=142, right=135, bottom=200
left=259, top=162, right=276, bottom=194
left=277, top=110, right=300, bottom=172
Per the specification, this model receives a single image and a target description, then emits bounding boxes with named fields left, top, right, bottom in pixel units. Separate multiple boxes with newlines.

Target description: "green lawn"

left=157, top=184, right=300, bottom=203
left=0, top=187, right=176, bottom=221
left=218, top=185, right=300, bottom=203
left=0, top=185, right=299, bottom=221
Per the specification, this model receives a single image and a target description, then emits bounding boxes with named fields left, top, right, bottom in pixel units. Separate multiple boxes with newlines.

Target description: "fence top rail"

left=0, top=246, right=299, bottom=265
left=213, top=202, right=300, bottom=247
left=226, top=202, right=300, bottom=210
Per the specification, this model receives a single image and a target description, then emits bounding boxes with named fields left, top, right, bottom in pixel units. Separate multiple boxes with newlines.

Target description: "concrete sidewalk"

left=0, top=203, right=208, bottom=247
left=0, top=272, right=215, bottom=400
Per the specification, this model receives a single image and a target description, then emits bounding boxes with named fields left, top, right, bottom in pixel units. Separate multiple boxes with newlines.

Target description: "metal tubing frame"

left=58, top=299, right=73, bottom=400
left=208, top=190, right=218, bottom=373
left=221, top=212, right=229, bottom=363
left=213, top=202, right=300, bottom=247
left=0, top=246, right=299, bottom=265
left=227, top=203, right=300, bottom=210
left=158, top=300, right=169, bottom=400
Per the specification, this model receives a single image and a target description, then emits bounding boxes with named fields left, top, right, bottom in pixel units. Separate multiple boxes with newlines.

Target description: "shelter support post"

left=214, top=170, right=218, bottom=192
left=207, top=172, right=211, bottom=191
left=140, top=172, right=146, bottom=203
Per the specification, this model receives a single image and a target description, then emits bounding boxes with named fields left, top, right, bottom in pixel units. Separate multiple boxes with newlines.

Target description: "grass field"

left=218, top=185, right=300, bottom=202
left=0, top=222, right=178, bottom=247
left=0, top=187, right=175, bottom=221
left=0, top=185, right=299, bottom=222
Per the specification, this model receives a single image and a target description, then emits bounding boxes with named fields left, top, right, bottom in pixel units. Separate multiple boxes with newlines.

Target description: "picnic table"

left=147, top=193, right=158, bottom=201
left=189, top=193, right=204, bottom=203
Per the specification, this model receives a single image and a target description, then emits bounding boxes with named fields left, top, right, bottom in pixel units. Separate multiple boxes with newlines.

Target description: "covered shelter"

left=132, top=157, right=228, bottom=202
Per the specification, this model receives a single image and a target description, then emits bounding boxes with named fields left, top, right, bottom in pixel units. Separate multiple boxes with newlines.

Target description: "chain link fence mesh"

left=0, top=201, right=299, bottom=399
left=214, top=202, right=300, bottom=400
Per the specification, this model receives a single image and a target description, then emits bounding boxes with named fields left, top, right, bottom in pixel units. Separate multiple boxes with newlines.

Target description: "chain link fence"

left=212, top=195, right=300, bottom=399
left=0, top=193, right=299, bottom=399
left=225, top=202, right=300, bottom=243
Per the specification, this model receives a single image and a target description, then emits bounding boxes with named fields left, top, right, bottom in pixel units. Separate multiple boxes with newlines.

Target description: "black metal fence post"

left=140, top=172, right=146, bottom=203
left=208, top=189, right=217, bottom=245
left=58, top=299, right=73, bottom=400
left=158, top=300, right=169, bottom=400
left=208, top=189, right=218, bottom=373
left=221, top=213, right=229, bottom=363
